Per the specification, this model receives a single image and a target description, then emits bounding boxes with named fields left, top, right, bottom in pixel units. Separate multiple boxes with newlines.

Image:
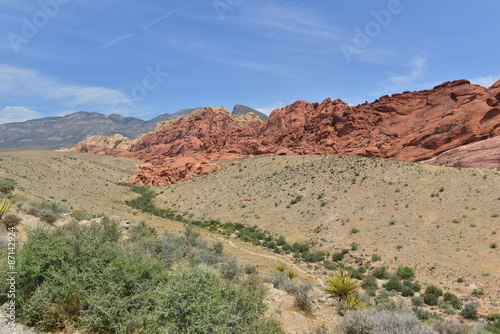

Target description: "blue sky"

left=0, top=0, right=499, bottom=124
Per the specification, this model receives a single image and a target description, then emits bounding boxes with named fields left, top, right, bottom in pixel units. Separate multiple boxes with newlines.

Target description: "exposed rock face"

left=424, top=136, right=500, bottom=168
left=73, top=79, right=500, bottom=185
left=76, top=134, right=134, bottom=150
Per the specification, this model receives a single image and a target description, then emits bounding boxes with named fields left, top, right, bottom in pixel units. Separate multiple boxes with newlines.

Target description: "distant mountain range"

left=0, top=105, right=266, bottom=151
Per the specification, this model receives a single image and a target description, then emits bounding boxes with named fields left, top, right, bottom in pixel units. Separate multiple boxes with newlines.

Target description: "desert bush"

left=460, top=302, right=478, bottom=319
left=425, top=285, right=444, bottom=296
left=423, top=293, right=439, bottom=306
left=332, top=252, right=345, bottom=262
left=303, top=250, right=325, bottom=263
left=401, top=286, right=415, bottom=297
left=323, top=260, right=337, bottom=270
left=243, top=264, right=258, bottom=275
left=485, top=315, right=500, bottom=334
left=397, top=266, right=416, bottom=279
left=0, top=178, right=16, bottom=194
left=243, top=318, right=285, bottom=334
left=372, top=266, right=391, bottom=279
left=15, top=220, right=278, bottom=333
left=338, top=309, right=436, bottom=334
left=412, top=307, right=434, bottom=321
left=2, top=213, right=21, bottom=229
left=383, top=276, right=403, bottom=292
left=267, top=271, right=293, bottom=290
left=412, top=296, right=424, bottom=306
left=155, top=267, right=266, bottom=333
left=443, top=292, right=462, bottom=310
left=361, top=275, right=378, bottom=296
left=291, top=284, right=313, bottom=314
left=403, top=280, right=422, bottom=292
left=432, top=319, right=474, bottom=334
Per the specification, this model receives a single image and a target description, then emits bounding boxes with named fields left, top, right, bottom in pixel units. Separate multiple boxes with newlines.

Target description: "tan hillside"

left=154, top=154, right=500, bottom=309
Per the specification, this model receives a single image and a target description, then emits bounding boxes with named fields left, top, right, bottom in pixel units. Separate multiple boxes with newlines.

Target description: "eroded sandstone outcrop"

left=73, top=79, right=500, bottom=185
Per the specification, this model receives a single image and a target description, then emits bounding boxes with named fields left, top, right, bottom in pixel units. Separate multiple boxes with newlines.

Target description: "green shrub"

left=413, top=307, right=434, bottom=321
left=323, top=260, right=337, bottom=270
left=303, top=250, right=325, bottom=263
left=411, top=296, right=424, bottom=306
left=397, top=266, right=416, bottom=279
left=443, top=292, right=462, bottom=310
left=361, top=275, right=378, bottom=296
left=423, top=293, right=439, bottom=306
left=460, top=302, right=478, bottom=319
left=290, top=195, right=303, bottom=205
left=425, top=285, right=443, bottom=296
left=371, top=254, right=382, bottom=261
left=14, top=220, right=278, bottom=333
left=332, top=252, right=345, bottom=262
left=403, top=280, right=421, bottom=292
left=401, top=286, right=415, bottom=297
left=372, top=267, right=390, bottom=279
left=382, top=276, right=403, bottom=292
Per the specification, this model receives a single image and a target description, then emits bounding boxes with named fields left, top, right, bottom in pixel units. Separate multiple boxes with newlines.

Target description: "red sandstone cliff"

left=73, top=79, right=500, bottom=185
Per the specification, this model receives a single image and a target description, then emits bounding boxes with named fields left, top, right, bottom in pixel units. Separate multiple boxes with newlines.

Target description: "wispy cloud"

left=141, top=6, right=191, bottom=30
left=101, top=34, right=134, bottom=48
left=471, top=75, right=500, bottom=88
left=0, top=106, right=42, bottom=125
left=387, top=56, right=427, bottom=86
left=0, top=64, right=132, bottom=113
left=236, top=3, right=342, bottom=46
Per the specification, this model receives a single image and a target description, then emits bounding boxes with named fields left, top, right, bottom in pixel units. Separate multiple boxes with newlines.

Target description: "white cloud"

left=255, top=101, right=284, bottom=116
left=387, top=56, right=427, bottom=86
left=0, top=64, right=134, bottom=114
left=471, top=75, right=500, bottom=88
left=0, top=106, right=42, bottom=125
left=101, top=34, right=134, bottom=48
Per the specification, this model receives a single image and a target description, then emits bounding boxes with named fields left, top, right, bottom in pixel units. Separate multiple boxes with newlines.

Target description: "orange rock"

left=73, top=79, right=500, bottom=184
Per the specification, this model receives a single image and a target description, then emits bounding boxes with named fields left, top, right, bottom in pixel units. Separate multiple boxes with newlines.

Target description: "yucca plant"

left=325, top=270, right=359, bottom=302
left=0, top=198, right=12, bottom=219
left=276, top=261, right=288, bottom=272
left=286, top=268, right=298, bottom=279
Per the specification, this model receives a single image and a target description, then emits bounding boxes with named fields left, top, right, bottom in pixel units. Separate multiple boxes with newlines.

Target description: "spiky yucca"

left=325, top=270, right=359, bottom=302
left=276, top=261, right=288, bottom=272
left=0, top=198, right=12, bottom=219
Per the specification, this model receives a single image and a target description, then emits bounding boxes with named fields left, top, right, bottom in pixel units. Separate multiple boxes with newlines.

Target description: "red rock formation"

left=73, top=79, right=500, bottom=185
left=424, top=136, right=500, bottom=168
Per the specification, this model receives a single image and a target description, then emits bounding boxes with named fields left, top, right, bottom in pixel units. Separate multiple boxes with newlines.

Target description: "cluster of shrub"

left=122, top=184, right=323, bottom=262
left=0, top=219, right=284, bottom=333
